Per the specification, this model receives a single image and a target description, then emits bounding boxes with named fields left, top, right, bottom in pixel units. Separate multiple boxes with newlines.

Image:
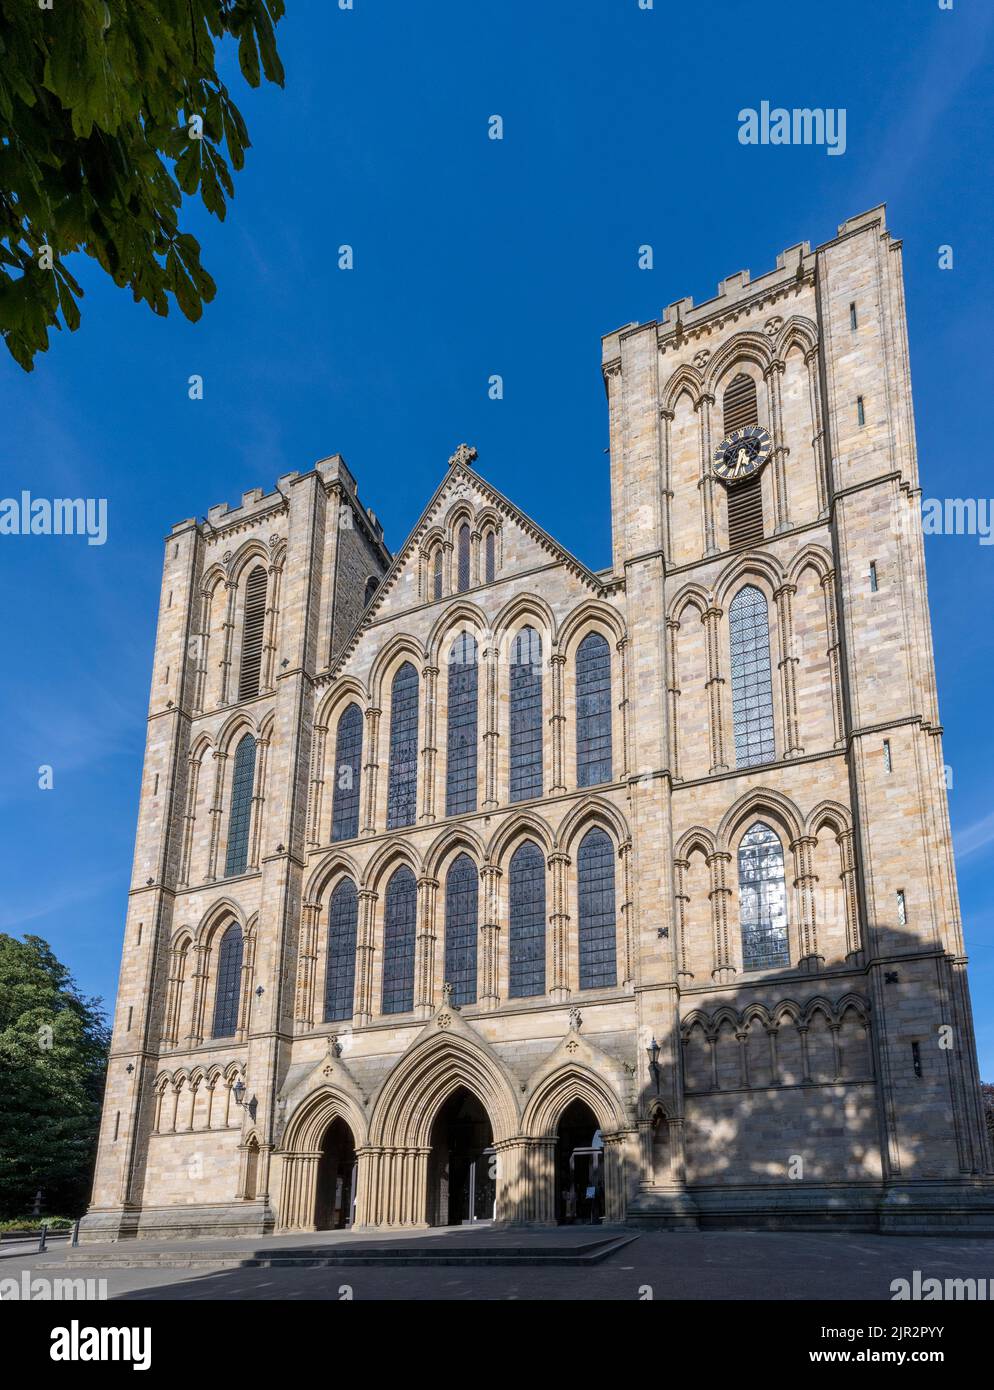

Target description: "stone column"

left=178, top=755, right=201, bottom=887
left=821, top=569, right=846, bottom=748
left=247, top=733, right=269, bottom=870
left=708, top=849, right=735, bottom=983
left=619, top=839, right=634, bottom=988
left=483, top=636, right=499, bottom=810
left=218, top=580, right=236, bottom=705
left=361, top=707, right=380, bottom=834
left=278, top=1152, right=322, bottom=1231
left=414, top=875, right=438, bottom=1018
left=837, top=828, right=861, bottom=959
left=659, top=406, right=674, bottom=559
left=666, top=619, right=681, bottom=782
left=617, top=635, right=631, bottom=778
left=420, top=664, right=439, bottom=823
left=764, top=361, right=791, bottom=532
left=548, top=850, right=571, bottom=1002
left=695, top=392, right=718, bottom=557
left=673, top=857, right=693, bottom=984
left=805, top=346, right=829, bottom=517
left=702, top=606, right=728, bottom=773
left=186, top=943, right=210, bottom=1045
left=549, top=652, right=567, bottom=794
left=774, top=582, right=803, bottom=758
left=354, top=889, right=377, bottom=1025
left=307, top=723, right=329, bottom=846
left=792, top=833, right=821, bottom=969
left=261, top=561, right=281, bottom=692
left=205, top=749, right=227, bottom=881
left=479, top=864, right=502, bottom=1010
left=295, top=901, right=321, bottom=1029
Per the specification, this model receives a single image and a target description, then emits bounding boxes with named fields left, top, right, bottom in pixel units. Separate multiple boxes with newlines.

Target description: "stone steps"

left=51, top=1232, right=640, bottom=1270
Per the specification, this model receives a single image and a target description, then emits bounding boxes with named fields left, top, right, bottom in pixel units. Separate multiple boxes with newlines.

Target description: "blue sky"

left=3, top=0, right=994, bottom=1070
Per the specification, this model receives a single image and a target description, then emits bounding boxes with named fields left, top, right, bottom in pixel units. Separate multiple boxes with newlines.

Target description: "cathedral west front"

left=82, top=205, right=994, bottom=1242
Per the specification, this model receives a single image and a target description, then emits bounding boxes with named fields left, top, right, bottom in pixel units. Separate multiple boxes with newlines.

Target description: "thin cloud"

left=954, top=810, right=994, bottom=862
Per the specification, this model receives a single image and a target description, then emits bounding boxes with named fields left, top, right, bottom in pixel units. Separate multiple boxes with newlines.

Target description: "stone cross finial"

left=448, top=443, right=478, bottom=469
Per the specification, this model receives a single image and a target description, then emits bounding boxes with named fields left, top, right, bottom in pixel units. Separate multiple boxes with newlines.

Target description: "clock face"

left=712, top=424, right=773, bottom=484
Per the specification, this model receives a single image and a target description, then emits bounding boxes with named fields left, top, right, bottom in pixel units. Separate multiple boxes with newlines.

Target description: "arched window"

left=509, top=840, right=545, bottom=998
left=577, top=827, right=617, bottom=990
left=722, top=373, right=758, bottom=433
left=331, top=703, right=363, bottom=842
left=324, top=879, right=358, bottom=1022
left=722, top=374, right=764, bottom=547
left=238, top=565, right=267, bottom=701
left=446, top=632, right=478, bottom=816
left=386, top=662, right=419, bottom=829
left=575, top=632, right=612, bottom=787
left=432, top=547, right=443, bottom=601
left=224, top=734, right=256, bottom=877
left=738, top=822, right=789, bottom=971
left=728, top=585, right=775, bottom=768
left=457, top=523, right=471, bottom=592
left=364, top=575, right=379, bottom=606
left=444, top=854, right=478, bottom=1007
left=382, top=866, right=417, bottom=1014
left=484, top=531, right=496, bottom=584
left=509, top=626, right=543, bottom=802
left=211, top=923, right=243, bottom=1038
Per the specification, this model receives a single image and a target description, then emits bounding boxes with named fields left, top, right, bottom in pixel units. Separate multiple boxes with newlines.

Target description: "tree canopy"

left=0, top=934, right=111, bottom=1219
left=0, top=0, right=285, bottom=371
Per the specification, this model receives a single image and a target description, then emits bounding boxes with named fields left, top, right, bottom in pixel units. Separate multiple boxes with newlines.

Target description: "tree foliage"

left=0, top=934, right=111, bottom=1219
left=0, top=0, right=285, bottom=370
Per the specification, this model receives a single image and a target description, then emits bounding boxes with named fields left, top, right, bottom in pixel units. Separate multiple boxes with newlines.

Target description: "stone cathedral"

left=83, top=206, right=994, bottom=1242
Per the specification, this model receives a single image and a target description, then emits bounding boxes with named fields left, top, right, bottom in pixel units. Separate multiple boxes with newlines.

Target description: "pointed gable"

left=329, top=447, right=605, bottom=677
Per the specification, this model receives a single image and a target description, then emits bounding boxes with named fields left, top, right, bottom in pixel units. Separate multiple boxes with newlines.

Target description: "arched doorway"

left=314, top=1117, right=357, bottom=1230
left=427, top=1087, right=495, bottom=1227
left=556, top=1098, right=604, bottom=1224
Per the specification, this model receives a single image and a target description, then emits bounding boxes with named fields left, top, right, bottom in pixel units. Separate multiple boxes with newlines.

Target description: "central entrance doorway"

left=427, top=1087, right=495, bottom=1227
left=314, top=1117, right=357, bottom=1230
left=556, top=1099, right=604, bottom=1224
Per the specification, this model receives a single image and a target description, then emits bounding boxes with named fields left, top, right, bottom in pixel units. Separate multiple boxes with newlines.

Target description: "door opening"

left=314, top=1117, right=357, bottom=1230
left=427, top=1087, right=495, bottom=1226
left=556, top=1098, right=604, bottom=1224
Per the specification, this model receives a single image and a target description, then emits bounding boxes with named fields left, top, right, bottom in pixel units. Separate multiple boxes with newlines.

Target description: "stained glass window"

left=509, top=840, right=545, bottom=998
left=211, top=924, right=243, bottom=1038
left=382, top=866, right=417, bottom=1014
left=387, top=662, right=419, bottom=829
left=444, top=854, right=478, bottom=1006
left=224, top=734, right=256, bottom=877
left=484, top=531, right=496, bottom=584
left=738, top=822, right=790, bottom=970
left=331, top=703, right=362, bottom=842
left=433, top=547, right=443, bottom=601
left=510, top=626, right=542, bottom=802
left=446, top=633, right=478, bottom=816
left=576, top=632, right=612, bottom=787
left=729, top=585, right=775, bottom=768
left=324, top=879, right=358, bottom=1022
left=577, top=828, right=617, bottom=989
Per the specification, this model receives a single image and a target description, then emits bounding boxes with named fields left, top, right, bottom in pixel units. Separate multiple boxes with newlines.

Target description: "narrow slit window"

left=850, top=302, right=858, bottom=330
left=869, top=561, right=878, bottom=592
left=896, top=890, right=907, bottom=926
left=331, top=703, right=363, bottom=842
left=883, top=738, right=892, bottom=773
left=857, top=396, right=866, bottom=427
left=485, top=531, right=496, bottom=584
left=457, top=523, right=471, bottom=592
